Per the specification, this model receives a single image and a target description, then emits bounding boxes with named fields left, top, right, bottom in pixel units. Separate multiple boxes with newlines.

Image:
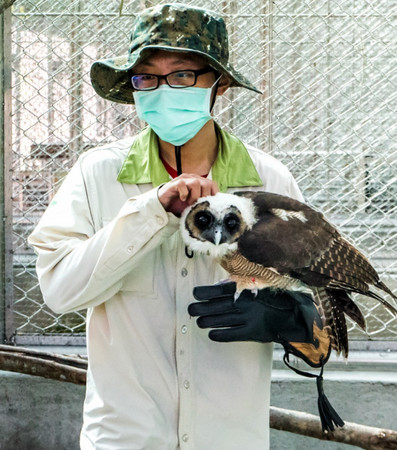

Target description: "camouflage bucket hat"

left=90, top=3, right=262, bottom=104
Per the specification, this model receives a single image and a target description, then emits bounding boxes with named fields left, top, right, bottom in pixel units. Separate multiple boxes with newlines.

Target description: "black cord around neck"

left=175, top=145, right=182, bottom=176
left=210, top=82, right=219, bottom=112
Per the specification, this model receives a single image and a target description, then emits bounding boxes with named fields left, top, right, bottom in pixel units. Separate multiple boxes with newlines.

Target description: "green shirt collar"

left=117, top=124, right=262, bottom=192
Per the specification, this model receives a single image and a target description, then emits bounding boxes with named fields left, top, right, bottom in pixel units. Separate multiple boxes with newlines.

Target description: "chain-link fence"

left=4, top=0, right=397, bottom=345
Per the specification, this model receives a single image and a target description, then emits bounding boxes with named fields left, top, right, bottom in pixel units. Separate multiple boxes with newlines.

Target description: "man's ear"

left=216, top=75, right=232, bottom=96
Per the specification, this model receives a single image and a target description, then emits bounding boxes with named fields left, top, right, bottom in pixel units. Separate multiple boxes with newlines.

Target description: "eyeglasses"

left=131, top=67, right=215, bottom=91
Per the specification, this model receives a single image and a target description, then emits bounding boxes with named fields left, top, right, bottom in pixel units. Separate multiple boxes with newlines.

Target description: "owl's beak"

left=213, top=225, right=223, bottom=245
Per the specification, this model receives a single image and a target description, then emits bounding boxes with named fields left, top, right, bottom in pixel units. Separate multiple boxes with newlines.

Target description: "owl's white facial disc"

left=180, top=193, right=256, bottom=258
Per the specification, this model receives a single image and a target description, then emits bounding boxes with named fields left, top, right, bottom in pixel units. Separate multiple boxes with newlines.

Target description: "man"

left=29, top=4, right=324, bottom=449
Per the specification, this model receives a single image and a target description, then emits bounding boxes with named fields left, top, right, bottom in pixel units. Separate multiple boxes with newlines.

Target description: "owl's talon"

left=234, top=290, right=242, bottom=302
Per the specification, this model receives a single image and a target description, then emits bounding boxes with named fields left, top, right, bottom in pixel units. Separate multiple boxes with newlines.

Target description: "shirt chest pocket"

left=119, top=248, right=158, bottom=298
left=100, top=218, right=159, bottom=299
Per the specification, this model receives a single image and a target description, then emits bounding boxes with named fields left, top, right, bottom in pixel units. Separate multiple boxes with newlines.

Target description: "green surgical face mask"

left=133, top=79, right=219, bottom=146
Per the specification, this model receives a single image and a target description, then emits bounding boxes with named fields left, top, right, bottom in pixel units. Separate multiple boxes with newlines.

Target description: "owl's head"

left=180, top=192, right=256, bottom=258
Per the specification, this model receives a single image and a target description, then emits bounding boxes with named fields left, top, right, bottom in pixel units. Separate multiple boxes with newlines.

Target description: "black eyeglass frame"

left=131, top=66, right=217, bottom=91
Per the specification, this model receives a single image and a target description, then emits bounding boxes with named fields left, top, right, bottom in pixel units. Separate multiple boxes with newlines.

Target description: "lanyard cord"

left=175, top=145, right=182, bottom=176
left=210, top=81, right=219, bottom=112
left=173, top=71, right=220, bottom=260
left=174, top=74, right=219, bottom=176
left=174, top=145, right=194, bottom=259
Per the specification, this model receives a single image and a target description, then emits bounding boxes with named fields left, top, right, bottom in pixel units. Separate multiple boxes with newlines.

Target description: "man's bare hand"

left=158, top=174, right=219, bottom=216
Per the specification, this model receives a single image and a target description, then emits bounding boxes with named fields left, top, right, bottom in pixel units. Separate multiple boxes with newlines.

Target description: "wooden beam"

left=270, top=406, right=397, bottom=449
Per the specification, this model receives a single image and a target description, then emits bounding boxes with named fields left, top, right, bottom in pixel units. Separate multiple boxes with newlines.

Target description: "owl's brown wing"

left=293, top=235, right=397, bottom=314
left=235, top=191, right=397, bottom=315
left=235, top=191, right=337, bottom=272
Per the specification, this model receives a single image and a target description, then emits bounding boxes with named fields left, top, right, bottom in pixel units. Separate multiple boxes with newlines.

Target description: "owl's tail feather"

left=363, top=287, right=397, bottom=316
left=327, top=292, right=349, bottom=358
left=327, top=278, right=397, bottom=316
left=326, top=289, right=366, bottom=331
left=375, top=281, right=397, bottom=302
left=313, top=288, right=349, bottom=358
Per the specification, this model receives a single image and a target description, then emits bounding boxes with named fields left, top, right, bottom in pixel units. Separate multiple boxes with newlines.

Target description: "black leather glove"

left=188, top=282, right=343, bottom=432
left=188, top=282, right=327, bottom=362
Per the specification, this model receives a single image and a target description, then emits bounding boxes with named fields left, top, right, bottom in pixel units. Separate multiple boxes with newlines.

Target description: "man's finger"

left=193, top=282, right=236, bottom=301
left=196, top=312, right=244, bottom=329
left=188, top=298, right=235, bottom=316
left=185, top=179, right=202, bottom=204
left=200, top=180, right=214, bottom=199
left=177, top=183, right=189, bottom=202
left=210, top=180, right=219, bottom=195
left=208, top=326, right=250, bottom=342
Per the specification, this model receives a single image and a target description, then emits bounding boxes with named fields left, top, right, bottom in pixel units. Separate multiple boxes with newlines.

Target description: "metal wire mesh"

left=7, top=0, right=397, bottom=344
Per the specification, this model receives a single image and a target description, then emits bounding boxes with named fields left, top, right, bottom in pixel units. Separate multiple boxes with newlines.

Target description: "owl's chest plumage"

left=220, top=250, right=307, bottom=293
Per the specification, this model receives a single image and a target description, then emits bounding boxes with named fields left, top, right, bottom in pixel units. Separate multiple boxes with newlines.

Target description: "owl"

left=180, top=191, right=397, bottom=358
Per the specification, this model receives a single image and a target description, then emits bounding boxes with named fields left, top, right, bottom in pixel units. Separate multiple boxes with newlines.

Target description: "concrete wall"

left=0, top=372, right=85, bottom=450
left=0, top=347, right=396, bottom=449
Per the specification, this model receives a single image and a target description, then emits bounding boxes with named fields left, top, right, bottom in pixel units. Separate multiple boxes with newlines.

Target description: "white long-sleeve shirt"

left=29, top=125, right=303, bottom=450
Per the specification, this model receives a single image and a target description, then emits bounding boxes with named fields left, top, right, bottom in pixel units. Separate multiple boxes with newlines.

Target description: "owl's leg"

left=212, top=279, right=252, bottom=301
left=231, top=277, right=260, bottom=301
left=214, top=277, right=261, bottom=300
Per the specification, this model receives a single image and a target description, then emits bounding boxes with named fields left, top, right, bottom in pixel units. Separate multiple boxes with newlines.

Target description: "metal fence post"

left=0, top=7, right=14, bottom=343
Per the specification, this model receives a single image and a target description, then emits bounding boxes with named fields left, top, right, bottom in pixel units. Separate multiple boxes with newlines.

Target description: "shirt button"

left=155, top=215, right=165, bottom=225
left=181, top=325, right=187, bottom=334
left=127, top=246, right=134, bottom=253
left=183, top=380, right=190, bottom=389
left=182, top=434, right=189, bottom=442
left=181, top=268, right=188, bottom=277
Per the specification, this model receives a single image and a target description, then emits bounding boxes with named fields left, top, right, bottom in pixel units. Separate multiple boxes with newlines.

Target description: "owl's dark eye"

left=194, top=211, right=214, bottom=230
left=224, top=213, right=240, bottom=232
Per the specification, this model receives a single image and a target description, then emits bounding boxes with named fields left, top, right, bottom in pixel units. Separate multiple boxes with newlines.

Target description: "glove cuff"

left=281, top=321, right=332, bottom=368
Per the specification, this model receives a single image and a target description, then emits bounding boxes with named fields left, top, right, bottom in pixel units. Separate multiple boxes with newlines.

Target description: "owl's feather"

left=313, top=288, right=366, bottom=358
